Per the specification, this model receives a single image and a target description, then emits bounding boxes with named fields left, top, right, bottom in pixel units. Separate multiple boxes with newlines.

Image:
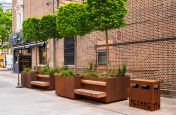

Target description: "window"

left=39, top=45, right=46, bottom=65
left=64, top=37, right=74, bottom=65
left=97, top=49, right=107, bottom=65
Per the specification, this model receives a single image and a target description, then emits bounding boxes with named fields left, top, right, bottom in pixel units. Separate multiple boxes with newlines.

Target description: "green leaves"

left=0, top=8, right=12, bottom=46
left=56, top=2, right=93, bottom=37
left=23, top=17, right=41, bottom=41
left=87, top=0, right=128, bottom=31
left=39, top=14, right=59, bottom=40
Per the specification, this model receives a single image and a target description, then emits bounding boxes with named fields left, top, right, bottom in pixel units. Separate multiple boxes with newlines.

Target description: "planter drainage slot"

left=81, top=80, right=106, bottom=86
left=141, top=84, right=150, bottom=89
left=153, top=84, right=159, bottom=89
left=74, top=89, right=107, bottom=98
left=131, top=83, right=139, bottom=88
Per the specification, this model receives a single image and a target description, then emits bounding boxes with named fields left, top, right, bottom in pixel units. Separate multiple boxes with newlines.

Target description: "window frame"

left=97, top=49, right=107, bottom=65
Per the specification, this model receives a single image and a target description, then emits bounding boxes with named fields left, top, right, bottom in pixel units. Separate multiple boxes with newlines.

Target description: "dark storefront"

left=9, top=32, right=44, bottom=73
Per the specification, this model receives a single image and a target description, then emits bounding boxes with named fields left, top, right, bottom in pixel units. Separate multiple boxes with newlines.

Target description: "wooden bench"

left=81, top=79, right=106, bottom=86
left=74, top=89, right=107, bottom=98
left=74, top=79, right=107, bottom=99
left=36, top=74, right=50, bottom=78
left=31, top=81, right=49, bottom=87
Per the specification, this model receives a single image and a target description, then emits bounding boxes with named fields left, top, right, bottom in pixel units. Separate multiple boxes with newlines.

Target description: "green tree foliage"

left=87, top=0, right=127, bottom=30
left=22, top=17, right=42, bottom=68
left=0, top=7, right=12, bottom=46
left=56, top=2, right=92, bottom=37
left=22, top=17, right=41, bottom=41
left=39, top=14, right=58, bottom=40
left=86, top=0, right=128, bottom=66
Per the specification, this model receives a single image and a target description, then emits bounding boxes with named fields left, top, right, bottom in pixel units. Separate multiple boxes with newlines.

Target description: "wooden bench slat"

left=37, top=74, right=50, bottom=78
left=81, top=80, right=106, bottom=86
left=74, top=89, right=107, bottom=98
left=31, top=81, right=49, bottom=87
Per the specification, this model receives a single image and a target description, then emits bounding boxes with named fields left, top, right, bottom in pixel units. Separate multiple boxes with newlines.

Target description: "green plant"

left=40, top=66, right=57, bottom=74
left=87, top=0, right=128, bottom=66
left=56, top=2, right=93, bottom=37
left=81, top=62, right=99, bottom=77
left=22, top=67, right=31, bottom=73
left=117, top=62, right=127, bottom=77
left=55, top=69, right=74, bottom=77
left=101, top=68, right=117, bottom=78
left=39, top=14, right=59, bottom=40
left=0, top=8, right=12, bottom=46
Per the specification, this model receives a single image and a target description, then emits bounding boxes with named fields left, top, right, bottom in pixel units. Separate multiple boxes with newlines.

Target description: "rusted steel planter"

left=21, top=72, right=36, bottom=88
left=55, top=76, right=81, bottom=99
left=80, top=76, right=130, bottom=103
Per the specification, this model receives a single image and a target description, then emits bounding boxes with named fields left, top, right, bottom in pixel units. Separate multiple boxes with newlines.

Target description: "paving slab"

left=0, top=69, right=176, bottom=115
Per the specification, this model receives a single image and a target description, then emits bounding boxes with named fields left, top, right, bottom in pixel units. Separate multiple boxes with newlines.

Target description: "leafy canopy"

left=87, top=0, right=128, bottom=31
left=0, top=7, right=12, bottom=46
left=56, top=2, right=92, bottom=37
left=23, top=17, right=42, bottom=41
left=39, top=14, right=59, bottom=40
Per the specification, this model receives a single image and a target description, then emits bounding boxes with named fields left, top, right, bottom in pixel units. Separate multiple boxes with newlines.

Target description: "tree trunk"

left=74, top=36, right=77, bottom=74
left=35, top=41, right=38, bottom=70
left=52, top=38, right=56, bottom=68
left=105, top=29, right=109, bottom=68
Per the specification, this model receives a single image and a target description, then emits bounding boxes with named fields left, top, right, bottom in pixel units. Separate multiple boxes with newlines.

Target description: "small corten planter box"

left=21, top=72, right=36, bottom=88
left=78, top=76, right=130, bottom=103
left=55, top=76, right=81, bottom=99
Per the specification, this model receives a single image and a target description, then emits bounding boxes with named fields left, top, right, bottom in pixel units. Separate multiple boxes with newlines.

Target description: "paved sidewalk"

left=0, top=69, right=176, bottom=115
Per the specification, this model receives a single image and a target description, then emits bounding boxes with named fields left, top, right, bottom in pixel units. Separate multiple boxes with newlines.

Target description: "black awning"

left=13, top=42, right=45, bottom=50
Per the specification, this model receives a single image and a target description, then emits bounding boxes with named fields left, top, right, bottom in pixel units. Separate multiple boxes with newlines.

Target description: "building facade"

left=12, top=0, right=176, bottom=97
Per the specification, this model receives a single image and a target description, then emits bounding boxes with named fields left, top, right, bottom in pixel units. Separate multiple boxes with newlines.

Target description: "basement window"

left=97, top=49, right=107, bottom=65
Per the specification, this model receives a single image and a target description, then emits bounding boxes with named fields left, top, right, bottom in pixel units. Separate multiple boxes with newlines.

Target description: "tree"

left=87, top=0, right=128, bottom=66
left=39, top=14, right=59, bottom=67
left=39, top=14, right=58, bottom=40
left=0, top=7, right=12, bottom=47
left=23, top=17, right=41, bottom=68
left=56, top=2, right=92, bottom=37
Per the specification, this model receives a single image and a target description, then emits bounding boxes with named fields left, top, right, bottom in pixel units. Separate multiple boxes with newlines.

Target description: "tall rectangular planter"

left=55, top=76, right=81, bottom=99
left=21, top=72, right=36, bottom=88
left=81, top=76, right=130, bottom=103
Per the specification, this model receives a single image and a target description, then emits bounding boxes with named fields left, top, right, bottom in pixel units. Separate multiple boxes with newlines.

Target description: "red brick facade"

left=12, top=0, right=176, bottom=97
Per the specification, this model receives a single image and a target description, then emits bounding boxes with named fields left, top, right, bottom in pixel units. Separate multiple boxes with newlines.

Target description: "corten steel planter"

left=55, top=76, right=81, bottom=99
left=129, top=79, right=160, bottom=111
left=21, top=72, right=37, bottom=88
left=79, top=76, right=130, bottom=103
left=33, top=73, right=55, bottom=90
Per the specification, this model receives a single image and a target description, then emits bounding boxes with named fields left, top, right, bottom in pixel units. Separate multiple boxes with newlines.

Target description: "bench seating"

left=30, top=81, right=49, bottom=87
left=81, top=79, right=106, bottom=86
left=74, top=89, right=107, bottom=98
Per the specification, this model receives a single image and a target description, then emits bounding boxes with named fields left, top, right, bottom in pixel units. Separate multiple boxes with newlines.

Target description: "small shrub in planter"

left=21, top=67, right=36, bottom=88
left=54, top=67, right=81, bottom=99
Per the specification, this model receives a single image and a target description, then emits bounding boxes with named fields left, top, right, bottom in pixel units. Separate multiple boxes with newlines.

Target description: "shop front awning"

left=12, top=42, right=45, bottom=50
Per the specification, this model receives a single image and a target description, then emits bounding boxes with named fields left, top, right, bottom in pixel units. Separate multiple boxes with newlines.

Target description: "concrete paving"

left=0, top=68, right=176, bottom=115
